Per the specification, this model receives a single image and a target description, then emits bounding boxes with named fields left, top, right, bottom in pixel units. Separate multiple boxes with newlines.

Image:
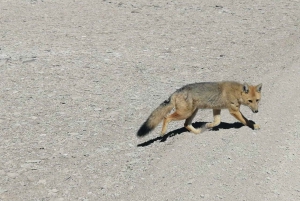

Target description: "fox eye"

left=256, top=99, right=260, bottom=102
left=248, top=100, right=253, bottom=103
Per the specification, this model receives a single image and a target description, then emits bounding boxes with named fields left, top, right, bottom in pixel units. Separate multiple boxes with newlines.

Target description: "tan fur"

left=137, top=81, right=262, bottom=137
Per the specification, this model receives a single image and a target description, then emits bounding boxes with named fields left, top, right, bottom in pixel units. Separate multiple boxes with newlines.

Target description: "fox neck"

left=238, top=97, right=245, bottom=105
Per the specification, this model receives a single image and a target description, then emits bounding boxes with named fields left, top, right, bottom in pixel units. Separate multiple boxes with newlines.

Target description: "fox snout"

left=248, top=104, right=260, bottom=114
left=248, top=106, right=258, bottom=113
left=249, top=105, right=259, bottom=113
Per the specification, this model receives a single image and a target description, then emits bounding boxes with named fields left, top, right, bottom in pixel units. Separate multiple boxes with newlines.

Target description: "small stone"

left=26, top=160, right=41, bottom=163
left=7, top=172, right=19, bottom=179
left=48, top=189, right=59, bottom=195
left=187, top=179, right=195, bottom=184
left=0, top=54, right=10, bottom=60
left=0, top=188, right=8, bottom=194
left=0, top=170, right=6, bottom=175
left=50, top=198, right=64, bottom=201
left=52, top=189, right=58, bottom=193
left=38, top=179, right=47, bottom=185
left=0, top=60, right=6, bottom=66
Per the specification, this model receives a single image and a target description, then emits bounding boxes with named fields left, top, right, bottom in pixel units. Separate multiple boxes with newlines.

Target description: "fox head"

left=241, top=83, right=262, bottom=113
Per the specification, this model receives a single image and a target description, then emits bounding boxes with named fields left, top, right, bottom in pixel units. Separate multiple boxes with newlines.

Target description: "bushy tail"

left=137, top=96, right=175, bottom=137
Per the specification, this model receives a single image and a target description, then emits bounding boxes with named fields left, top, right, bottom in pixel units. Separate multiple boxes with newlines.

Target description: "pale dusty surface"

left=0, top=0, right=300, bottom=200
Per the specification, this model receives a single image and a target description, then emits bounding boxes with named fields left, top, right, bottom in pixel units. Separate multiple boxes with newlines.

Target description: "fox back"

left=176, top=82, right=222, bottom=108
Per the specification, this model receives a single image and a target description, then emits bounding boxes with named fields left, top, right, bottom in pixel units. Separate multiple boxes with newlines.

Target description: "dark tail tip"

left=137, top=122, right=152, bottom=137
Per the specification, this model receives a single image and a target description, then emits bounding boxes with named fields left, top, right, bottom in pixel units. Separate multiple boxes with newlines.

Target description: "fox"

left=137, top=81, right=262, bottom=137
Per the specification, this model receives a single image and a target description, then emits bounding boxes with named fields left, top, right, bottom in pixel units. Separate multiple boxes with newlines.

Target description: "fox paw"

left=185, top=125, right=201, bottom=134
left=253, top=124, right=260, bottom=130
left=192, top=129, right=201, bottom=134
left=248, top=120, right=260, bottom=130
left=205, top=123, right=213, bottom=128
left=160, top=131, right=166, bottom=137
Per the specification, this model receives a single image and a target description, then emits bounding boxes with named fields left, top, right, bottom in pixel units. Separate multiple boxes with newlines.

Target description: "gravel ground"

left=0, top=0, right=300, bottom=200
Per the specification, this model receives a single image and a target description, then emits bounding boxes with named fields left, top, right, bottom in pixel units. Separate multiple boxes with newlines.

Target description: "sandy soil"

left=1, top=0, right=300, bottom=200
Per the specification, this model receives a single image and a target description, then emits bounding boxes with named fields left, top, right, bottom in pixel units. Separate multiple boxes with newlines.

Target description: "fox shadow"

left=137, top=121, right=244, bottom=147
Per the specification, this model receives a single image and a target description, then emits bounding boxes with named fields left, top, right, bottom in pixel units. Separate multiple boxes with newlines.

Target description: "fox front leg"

left=229, top=108, right=260, bottom=130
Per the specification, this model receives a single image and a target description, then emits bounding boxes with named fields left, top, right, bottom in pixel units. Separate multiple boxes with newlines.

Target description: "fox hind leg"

left=161, top=93, right=197, bottom=136
left=161, top=112, right=184, bottom=136
left=206, top=109, right=221, bottom=129
left=161, top=112, right=177, bottom=136
left=161, top=109, right=196, bottom=136
left=184, top=109, right=201, bottom=134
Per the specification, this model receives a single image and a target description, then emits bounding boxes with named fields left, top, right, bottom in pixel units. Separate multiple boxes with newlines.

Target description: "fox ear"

left=243, top=83, right=249, bottom=93
left=256, top=83, right=262, bottom=93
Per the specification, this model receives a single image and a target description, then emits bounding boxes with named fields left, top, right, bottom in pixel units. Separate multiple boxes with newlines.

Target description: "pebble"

left=48, top=189, right=59, bottom=196
left=50, top=198, right=64, bottom=201
left=69, top=133, right=79, bottom=136
left=0, top=54, right=10, bottom=60
left=7, top=172, right=19, bottom=179
left=26, top=160, right=41, bottom=163
left=0, top=60, right=6, bottom=66
left=51, top=189, right=59, bottom=193
left=0, top=188, right=8, bottom=194
left=187, top=178, right=195, bottom=184
left=38, top=179, right=47, bottom=185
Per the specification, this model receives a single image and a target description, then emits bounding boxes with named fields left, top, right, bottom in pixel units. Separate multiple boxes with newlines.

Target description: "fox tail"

left=137, top=95, right=175, bottom=137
